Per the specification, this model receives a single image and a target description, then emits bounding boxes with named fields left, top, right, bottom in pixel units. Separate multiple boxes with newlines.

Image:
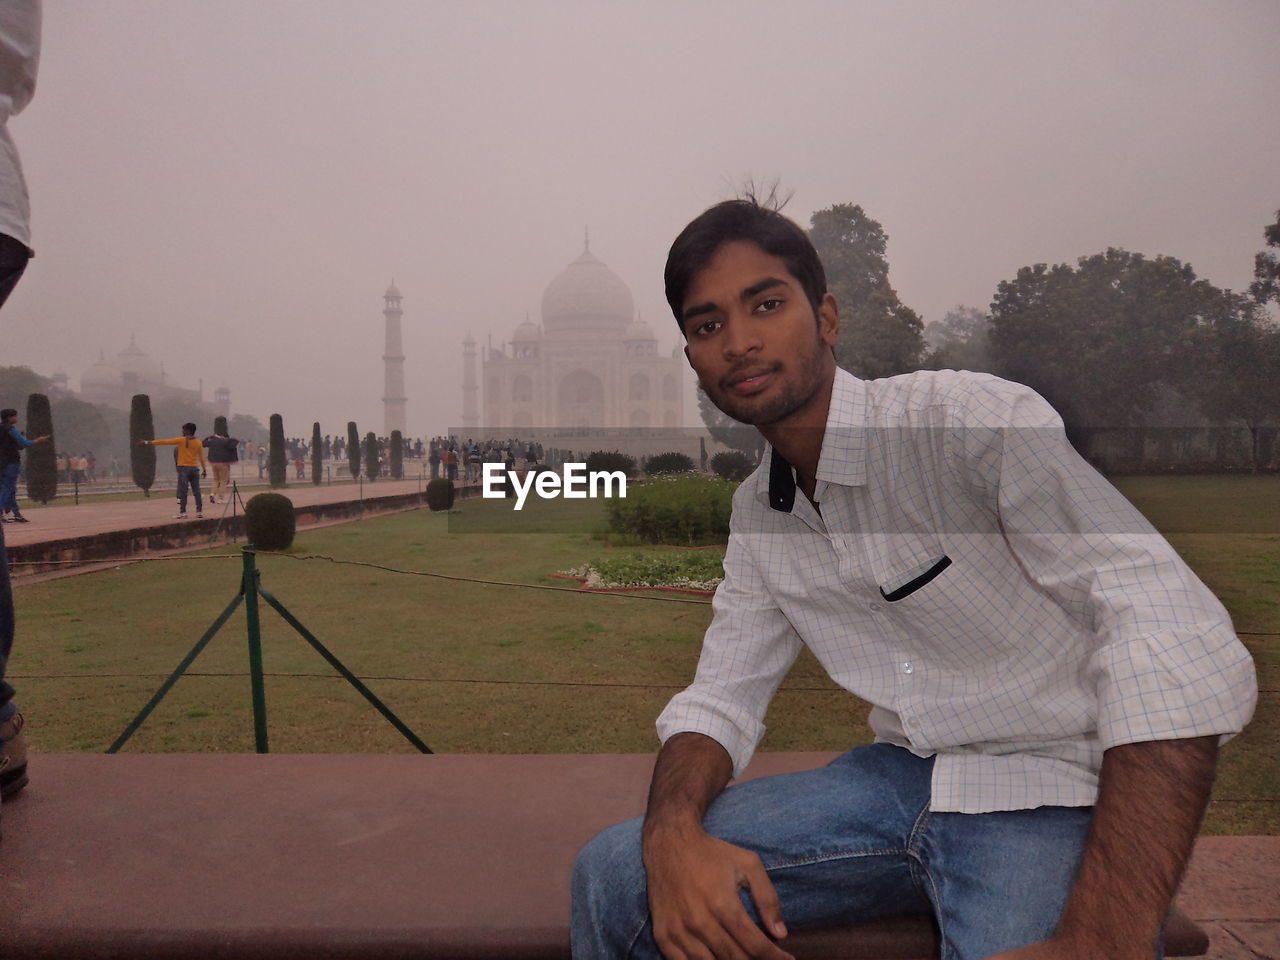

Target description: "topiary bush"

left=585, top=450, right=637, bottom=477
left=711, top=450, right=757, bottom=482
left=23, top=393, right=57, bottom=504
left=310, top=421, right=322, bottom=486
left=346, top=421, right=360, bottom=481
left=268, top=413, right=287, bottom=487
left=426, top=477, right=455, bottom=511
left=364, top=431, right=380, bottom=480
left=606, top=473, right=736, bottom=545
left=644, top=451, right=695, bottom=475
left=129, top=393, right=156, bottom=496
left=390, top=429, right=403, bottom=480
left=245, top=492, right=296, bottom=550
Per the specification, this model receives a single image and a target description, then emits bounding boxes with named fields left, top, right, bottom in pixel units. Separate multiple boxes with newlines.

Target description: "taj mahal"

left=460, top=237, right=687, bottom=437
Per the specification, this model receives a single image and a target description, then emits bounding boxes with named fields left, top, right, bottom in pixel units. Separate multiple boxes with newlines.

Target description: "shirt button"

left=868, top=601, right=883, bottom=612
left=902, top=661, right=914, bottom=675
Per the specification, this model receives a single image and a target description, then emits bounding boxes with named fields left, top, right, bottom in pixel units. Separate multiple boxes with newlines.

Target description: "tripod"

left=108, top=546, right=432, bottom=754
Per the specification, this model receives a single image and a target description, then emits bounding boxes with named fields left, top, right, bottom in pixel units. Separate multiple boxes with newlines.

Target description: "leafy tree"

left=311, top=422, right=323, bottom=486
left=808, top=203, right=924, bottom=378
left=364, top=431, right=380, bottom=480
left=0, top=365, right=49, bottom=404
left=23, top=393, right=57, bottom=503
left=48, top=395, right=112, bottom=464
left=129, top=394, right=156, bottom=496
left=989, top=249, right=1218, bottom=457
left=924, top=305, right=993, bottom=372
left=346, top=421, right=360, bottom=481
left=268, top=413, right=287, bottom=487
left=1250, top=208, right=1280, bottom=307
left=389, top=429, right=403, bottom=480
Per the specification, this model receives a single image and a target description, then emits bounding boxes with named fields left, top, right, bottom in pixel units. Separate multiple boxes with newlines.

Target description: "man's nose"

left=721, top=316, right=763, bottom=358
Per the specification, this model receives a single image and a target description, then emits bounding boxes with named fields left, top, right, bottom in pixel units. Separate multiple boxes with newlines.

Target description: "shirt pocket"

left=867, top=535, right=952, bottom=604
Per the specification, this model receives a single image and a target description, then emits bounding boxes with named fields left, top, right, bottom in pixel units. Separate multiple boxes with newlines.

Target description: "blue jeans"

left=1, top=462, right=22, bottom=517
left=572, top=743, right=1128, bottom=960
left=176, top=466, right=203, bottom=512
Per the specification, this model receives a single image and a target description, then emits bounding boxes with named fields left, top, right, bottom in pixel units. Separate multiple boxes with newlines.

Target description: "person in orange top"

left=141, top=422, right=208, bottom=519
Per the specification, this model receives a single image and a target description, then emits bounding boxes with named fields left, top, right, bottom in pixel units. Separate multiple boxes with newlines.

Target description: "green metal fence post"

left=242, top=546, right=270, bottom=752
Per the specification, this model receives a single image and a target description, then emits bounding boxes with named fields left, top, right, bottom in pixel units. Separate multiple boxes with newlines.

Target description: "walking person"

left=141, top=422, right=207, bottom=519
left=0, top=408, right=47, bottom=523
left=203, top=425, right=239, bottom=505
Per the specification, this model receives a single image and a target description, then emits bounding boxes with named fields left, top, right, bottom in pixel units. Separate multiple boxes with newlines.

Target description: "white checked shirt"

left=657, top=368, right=1257, bottom=813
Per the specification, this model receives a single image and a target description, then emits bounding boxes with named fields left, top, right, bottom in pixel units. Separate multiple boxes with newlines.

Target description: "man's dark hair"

left=1, top=408, right=16, bottom=420
left=181, top=422, right=197, bottom=435
left=664, top=196, right=826, bottom=335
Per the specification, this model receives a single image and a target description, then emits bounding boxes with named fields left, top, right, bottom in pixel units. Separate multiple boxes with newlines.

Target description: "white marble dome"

left=540, top=246, right=634, bottom=335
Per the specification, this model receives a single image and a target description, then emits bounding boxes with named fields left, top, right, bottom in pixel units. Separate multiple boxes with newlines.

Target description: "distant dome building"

left=467, top=238, right=685, bottom=433
left=77, top=336, right=230, bottom=419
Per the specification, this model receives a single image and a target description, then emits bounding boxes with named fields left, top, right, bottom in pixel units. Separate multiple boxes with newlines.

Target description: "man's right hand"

left=643, top=824, right=792, bottom=960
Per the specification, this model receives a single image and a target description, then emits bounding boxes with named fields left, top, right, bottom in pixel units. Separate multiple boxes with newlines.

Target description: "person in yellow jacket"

left=141, top=422, right=208, bottom=519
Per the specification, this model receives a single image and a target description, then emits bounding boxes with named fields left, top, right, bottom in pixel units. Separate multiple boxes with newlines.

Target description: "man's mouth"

left=725, top=365, right=777, bottom=396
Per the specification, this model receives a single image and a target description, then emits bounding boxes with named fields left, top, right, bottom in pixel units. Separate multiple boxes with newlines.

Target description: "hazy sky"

left=4, top=0, right=1277, bottom=437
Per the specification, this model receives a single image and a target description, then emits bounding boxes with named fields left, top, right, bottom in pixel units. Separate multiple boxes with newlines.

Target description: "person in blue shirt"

left=0, top=407, right=48, bottom=523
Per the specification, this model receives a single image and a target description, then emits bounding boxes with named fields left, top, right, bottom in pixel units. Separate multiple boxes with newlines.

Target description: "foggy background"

left=3, top=0, right=1277, bottom=439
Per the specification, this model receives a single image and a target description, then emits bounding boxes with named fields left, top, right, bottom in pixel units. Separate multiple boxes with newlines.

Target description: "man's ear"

left=818, top=293, right=839, bottom=347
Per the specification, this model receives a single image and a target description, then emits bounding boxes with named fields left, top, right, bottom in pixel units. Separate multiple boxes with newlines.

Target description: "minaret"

left=382, top=281, right=407, bottom=437
left=462, top=334, right=479, bottom=432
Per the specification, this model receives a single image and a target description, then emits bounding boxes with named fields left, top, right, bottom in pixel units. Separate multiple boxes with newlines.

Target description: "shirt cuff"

left=656, top=692, right=765, bottom=779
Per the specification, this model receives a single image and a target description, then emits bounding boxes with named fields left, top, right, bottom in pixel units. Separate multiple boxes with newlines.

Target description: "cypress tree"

left=23, top=393, right=57, bottom=504
left=346, top=421, right=360, bottom=481
left=364, top=431, right=380, bottom=480
left=390, top=429, right=404, bottom=480
left=129, top=394, right=156, bottom=496
left=310, top=421, right=322, bottom=486
left=268, top=413, right=287, bottom=487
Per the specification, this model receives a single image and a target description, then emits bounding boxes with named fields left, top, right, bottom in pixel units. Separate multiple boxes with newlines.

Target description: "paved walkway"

left=2, top=474, right=442, bottom=549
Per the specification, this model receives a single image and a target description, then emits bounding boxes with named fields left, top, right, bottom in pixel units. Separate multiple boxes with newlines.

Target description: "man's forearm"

left=1055, top=736, right=1217, bottom=957
left=642, top=731, right=734, bottom=838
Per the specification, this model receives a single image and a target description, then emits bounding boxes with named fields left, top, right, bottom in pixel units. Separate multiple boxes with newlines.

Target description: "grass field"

left=7, top=475, right=1277, bottom=834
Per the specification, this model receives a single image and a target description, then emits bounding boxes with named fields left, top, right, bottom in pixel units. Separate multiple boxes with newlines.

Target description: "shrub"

left=711, top=450, right=757, bottom=482
left=346, top=421, right=360, bottom=481
left=245, top=492, right=296, bottom=550
left=585, top=450, right=636, bottom=477
left=606, top=473, right=736, bottom=545
left=364, top=432, right=381, bottom=480
left=426, top=477, right=455, bottom=511
left=390, top=429, right=404, bottom=480
left=23, top=393, right=56, bottom=504
left=129, top=393, right=156, bottom=496
left=310, top=422, right=322, bottom=486
left=644, top=451, right=695, bottom=475
left=268, top=414, right=287, bottom=487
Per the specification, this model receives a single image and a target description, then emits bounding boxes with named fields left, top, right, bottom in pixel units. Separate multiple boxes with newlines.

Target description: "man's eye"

left=755, top=299, right=782, bottom=313
left=695, top=319, right=722, bottom=336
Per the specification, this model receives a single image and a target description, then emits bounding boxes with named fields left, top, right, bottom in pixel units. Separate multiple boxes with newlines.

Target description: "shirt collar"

left=756, top=367, right=868, bottom=513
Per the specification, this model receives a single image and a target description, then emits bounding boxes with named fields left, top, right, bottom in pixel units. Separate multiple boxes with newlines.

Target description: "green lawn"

left=7, top=475, right=1277, bottom=833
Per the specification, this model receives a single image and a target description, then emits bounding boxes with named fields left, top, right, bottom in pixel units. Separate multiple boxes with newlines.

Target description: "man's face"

left=4, top=414, right=17, bottom=427
left=681, top=240, right=838, bottom=427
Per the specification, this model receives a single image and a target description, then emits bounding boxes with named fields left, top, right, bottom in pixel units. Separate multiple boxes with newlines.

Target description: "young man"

left=203, top=426, right=239, bottom=504
left=571, top=200, right=1257, bottom=960
left=0, top=407, right=48, bottom=522
left=142, top=422, right=207, bottom=519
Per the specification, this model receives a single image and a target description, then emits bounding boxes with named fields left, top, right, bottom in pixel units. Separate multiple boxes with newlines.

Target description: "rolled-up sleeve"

left=949, top=378, right=1257, bottom=750
left=656, top=522, right=803, bottom=778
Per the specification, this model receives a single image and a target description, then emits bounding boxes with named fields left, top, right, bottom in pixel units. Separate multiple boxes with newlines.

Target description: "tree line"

left=702, top=204, right=1280, bottom=473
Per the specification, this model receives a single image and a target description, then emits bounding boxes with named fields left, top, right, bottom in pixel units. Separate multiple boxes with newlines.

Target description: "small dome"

left=624, top=319, right=655, bottom=341
left=115, top=336, right=164, bottom=384
left=512, top=320, right=541, bottom=342
left=540, top=247, right=635, bottom=335
left=80, top=354, right=120, bottom=390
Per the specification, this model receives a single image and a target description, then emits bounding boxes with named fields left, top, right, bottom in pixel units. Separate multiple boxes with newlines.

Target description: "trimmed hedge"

left=585, top=450, right=636, bottom=477
left=644, top=451, right=695, bottom=475
left=346, top=421, right=360, bottom=481
left=129, top=394, right=156, bottom=496
left=711, top=450, right=757, bottom=482
left=23, top=393, right=56, bottom=504
left=310, top=422, right=322, bottom=486
left=606, top=473, right=736, bottom=545
left=268, top=414, right=287, bottom=488
left=364, top=432, right=380, bottom=480
left=245, top=492, right=296, bottom=550
left=426, top=477, right=455, bottom=511
left=390, top=429, right=404, bottom=480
